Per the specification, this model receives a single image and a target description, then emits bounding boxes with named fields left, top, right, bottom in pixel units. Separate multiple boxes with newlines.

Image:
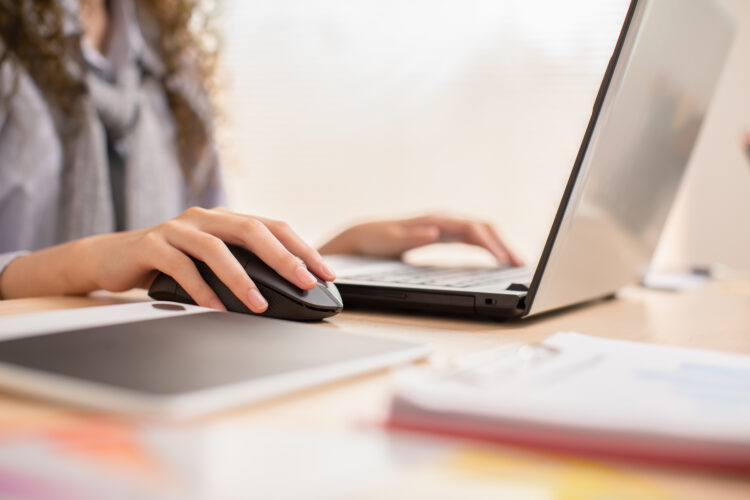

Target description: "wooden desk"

left=0, top=282, right=748, bottom=499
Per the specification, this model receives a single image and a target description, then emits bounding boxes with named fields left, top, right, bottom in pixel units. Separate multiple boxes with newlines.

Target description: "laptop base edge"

left=336, top=284, right=527, bottom=321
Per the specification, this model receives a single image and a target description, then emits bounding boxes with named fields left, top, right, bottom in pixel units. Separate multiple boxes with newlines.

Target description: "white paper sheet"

left=393, top=332, right=750, bottom=444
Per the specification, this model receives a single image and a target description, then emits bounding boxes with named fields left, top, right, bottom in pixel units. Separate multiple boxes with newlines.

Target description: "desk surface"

left=0, top=282, right=749, bottom=499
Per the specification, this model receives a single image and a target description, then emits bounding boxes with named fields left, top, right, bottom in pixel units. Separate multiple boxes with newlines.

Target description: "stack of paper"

left=388, top=333, right=750, bottom=472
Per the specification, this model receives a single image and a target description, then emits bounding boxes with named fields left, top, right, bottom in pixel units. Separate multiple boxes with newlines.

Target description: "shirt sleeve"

left=0, top=251, right=29, bottom=298
left=0, top=58, right=25, bottom=289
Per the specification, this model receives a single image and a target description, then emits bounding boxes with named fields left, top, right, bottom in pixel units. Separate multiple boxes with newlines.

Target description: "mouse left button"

left=173, top=283, right=196, bottom=304
left=227, top=244, right=250, bottom=267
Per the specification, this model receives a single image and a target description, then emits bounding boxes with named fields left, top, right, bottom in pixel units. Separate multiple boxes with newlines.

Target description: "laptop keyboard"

left=345, top=266, right=532, bottom=289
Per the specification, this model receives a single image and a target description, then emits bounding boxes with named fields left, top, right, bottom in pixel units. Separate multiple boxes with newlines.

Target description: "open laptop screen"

left=527, top=0, right=736, bottom=316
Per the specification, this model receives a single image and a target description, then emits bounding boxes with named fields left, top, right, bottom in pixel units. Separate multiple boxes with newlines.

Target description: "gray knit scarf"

left=57, top=0, right=221, bottom=241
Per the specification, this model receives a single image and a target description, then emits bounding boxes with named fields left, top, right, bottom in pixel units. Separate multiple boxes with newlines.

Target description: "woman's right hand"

left=0, top=207, right=336, bottom=313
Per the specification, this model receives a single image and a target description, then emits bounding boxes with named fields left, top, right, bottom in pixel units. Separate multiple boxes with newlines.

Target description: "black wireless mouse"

left=148, top=244, right=343, bottom=321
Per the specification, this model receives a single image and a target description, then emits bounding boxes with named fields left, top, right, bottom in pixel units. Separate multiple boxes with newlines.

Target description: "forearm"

left=0, top=237, right=100, bottom=299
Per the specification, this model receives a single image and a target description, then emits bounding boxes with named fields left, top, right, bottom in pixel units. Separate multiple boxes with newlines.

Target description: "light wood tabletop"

left=0, top=281, right=748, bottom=499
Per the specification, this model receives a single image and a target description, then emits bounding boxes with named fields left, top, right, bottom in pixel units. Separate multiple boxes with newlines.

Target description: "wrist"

left=71, top=235, right=105, bottom=292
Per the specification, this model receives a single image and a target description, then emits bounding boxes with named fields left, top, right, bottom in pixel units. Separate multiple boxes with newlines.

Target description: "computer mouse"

left=148, top=244, right=343, bottom=321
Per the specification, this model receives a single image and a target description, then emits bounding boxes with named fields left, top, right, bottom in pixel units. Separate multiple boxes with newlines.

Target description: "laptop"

left=327, top=0, right=737, bottom=320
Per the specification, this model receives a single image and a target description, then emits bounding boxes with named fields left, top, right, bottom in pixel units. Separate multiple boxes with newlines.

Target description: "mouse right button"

left=323, top=281, right=343, bottom=306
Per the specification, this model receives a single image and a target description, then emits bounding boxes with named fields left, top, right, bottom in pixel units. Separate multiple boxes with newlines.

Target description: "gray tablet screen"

left=0, top=312, right=409, bottom=395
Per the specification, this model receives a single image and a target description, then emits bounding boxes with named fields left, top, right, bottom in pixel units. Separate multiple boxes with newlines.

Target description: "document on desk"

left=389, top=332, right=750, bottom=472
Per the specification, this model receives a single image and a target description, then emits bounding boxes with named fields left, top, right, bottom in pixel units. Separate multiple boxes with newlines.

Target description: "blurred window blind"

left=217, top=0, right=630, bottom=259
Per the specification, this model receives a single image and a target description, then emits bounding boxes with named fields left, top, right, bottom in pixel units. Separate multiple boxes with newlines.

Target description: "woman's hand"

left=0, top=207, right=335, bottom=313
left=319, top=214, right=522, bottom=266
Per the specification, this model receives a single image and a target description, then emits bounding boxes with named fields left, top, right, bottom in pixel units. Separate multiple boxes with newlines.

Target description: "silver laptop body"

left=329, top=0, right=737, bottom=319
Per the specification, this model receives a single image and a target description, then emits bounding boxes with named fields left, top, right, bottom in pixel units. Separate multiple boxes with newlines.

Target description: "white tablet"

left=0, top=302, right=431, bottom=418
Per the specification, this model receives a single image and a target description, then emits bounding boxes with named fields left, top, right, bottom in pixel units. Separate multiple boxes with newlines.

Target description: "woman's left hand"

left=319, top=214, right=522, bottom=267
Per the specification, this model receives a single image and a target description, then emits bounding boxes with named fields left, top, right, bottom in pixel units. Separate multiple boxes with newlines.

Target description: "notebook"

left=388, top=332, right=750, bottom=472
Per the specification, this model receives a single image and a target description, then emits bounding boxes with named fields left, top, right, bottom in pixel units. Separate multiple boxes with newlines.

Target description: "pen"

left=745, top=132, right=750, bottom=163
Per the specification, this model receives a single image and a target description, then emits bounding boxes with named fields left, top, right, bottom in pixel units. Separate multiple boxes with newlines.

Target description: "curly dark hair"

left=0, top=0, right=219, bottom=181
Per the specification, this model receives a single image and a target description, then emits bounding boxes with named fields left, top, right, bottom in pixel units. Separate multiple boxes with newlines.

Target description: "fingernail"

left=248, top=288, right=268, bottom=311
left=296, top=265, right=318, bottom=287
left=209, top=298, right=226, bottom=311
left=320, top=261, right=336, bottom=280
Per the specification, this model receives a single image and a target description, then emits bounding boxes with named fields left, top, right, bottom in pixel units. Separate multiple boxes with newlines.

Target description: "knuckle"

left=199, top=234, right=226, bottom=254
left=468, top=228, right=484, bottom=240
left=242, top=218, right=266, bottom=234
left=160, top=219, right=183, bottom=234
left=183, top=206, right=206, bottom=219
left=300, top=246, right=319, bottom=260
left=140, top=230, right=162, bottom=248
left=282, top=253, right=302, bottom=270
left=388, top=225, right=404, bottom=239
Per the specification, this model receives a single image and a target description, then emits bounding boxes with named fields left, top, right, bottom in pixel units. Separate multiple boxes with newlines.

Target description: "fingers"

left=150, top=239, right=226, bottom=311
left=139, top=207, right=333, bottom=314
left=324, top=214, right=522, bottom=264
left=405, top=215, right=521, bottom=266
left=463, top=223, right=513, bottom=266
left=164, top=224, right=269, bottom=313
left=205, top=208, right=332, bottom=280
left=360, top=224, right=441, bottom=258
left=480, top=224, right=524, bottom=266
left=187, top=210, right=321, bottom=290
left=396, top=225, right=441, bottom=253
left=260, top=219, right=337, bottom=281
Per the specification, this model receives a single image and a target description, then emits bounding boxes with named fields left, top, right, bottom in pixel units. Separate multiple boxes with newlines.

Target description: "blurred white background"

left=215, top=0, right=750, bottom=270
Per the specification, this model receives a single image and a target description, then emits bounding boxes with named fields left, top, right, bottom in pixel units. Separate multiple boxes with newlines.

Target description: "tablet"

left=0, top=302, right=430, bottom=418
